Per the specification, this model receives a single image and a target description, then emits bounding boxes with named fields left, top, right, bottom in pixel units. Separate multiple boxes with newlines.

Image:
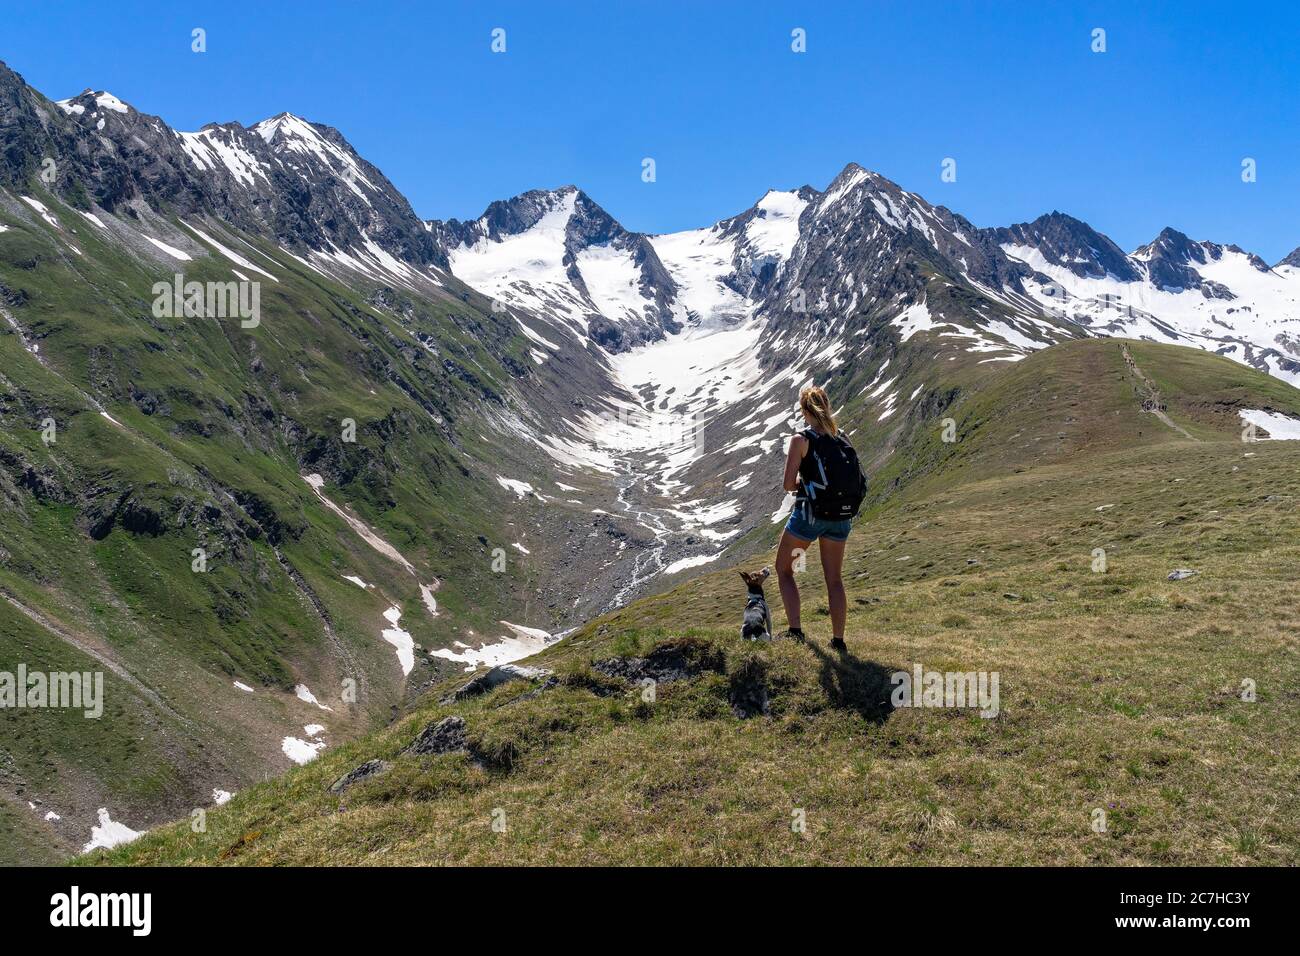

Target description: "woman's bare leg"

left=819, top=536, right=847, bottom=640
left=775, top=531, right=807, bottom=631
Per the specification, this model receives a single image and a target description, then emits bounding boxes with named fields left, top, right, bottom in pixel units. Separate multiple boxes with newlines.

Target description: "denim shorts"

left=785, top=501, right=852, bottom=543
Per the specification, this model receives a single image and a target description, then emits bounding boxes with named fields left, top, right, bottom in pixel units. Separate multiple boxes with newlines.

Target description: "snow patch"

left=82, top=808, right=142, bottom=853
left=496, top=476, right=539, bottom=499
left=662, top=552, right=722, bottom=575
left=381, top=605, right=416, bottom=676
left=294, top=683, right=333, bottom=711
left=142, top=234, right=192, bottom=261
left=1240, top=409, right=1300, bottom=440
left=281, top=736, right=326, bottom=765
left=179, top=220, right=278, bottom=280
left=429, top=621, right=562, bottom=672
left=20, top=196, right=60, bottom=229
left=95, top=92, right=129, bottom=113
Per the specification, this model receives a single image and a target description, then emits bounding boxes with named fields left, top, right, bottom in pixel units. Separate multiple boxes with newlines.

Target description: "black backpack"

left=800, top=428, right=867, bottom=520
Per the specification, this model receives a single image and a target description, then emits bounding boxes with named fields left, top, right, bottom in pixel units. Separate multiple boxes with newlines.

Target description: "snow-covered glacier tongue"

left=430, top=184, right=829, bottom=607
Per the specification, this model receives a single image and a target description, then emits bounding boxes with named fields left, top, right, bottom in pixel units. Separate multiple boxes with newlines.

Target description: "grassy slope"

left=98, top=339, right=1300, bottom=865
left=0, top=187, right=554, bottom=859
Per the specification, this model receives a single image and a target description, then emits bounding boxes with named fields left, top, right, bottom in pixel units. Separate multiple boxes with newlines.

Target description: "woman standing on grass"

left=775, top=385, right=855, bottom=651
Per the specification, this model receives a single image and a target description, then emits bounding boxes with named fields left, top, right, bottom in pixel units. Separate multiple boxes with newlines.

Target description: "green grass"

left=1, top=189, right=554, bottom=861
left=95, top=348, right=1300, bottom=864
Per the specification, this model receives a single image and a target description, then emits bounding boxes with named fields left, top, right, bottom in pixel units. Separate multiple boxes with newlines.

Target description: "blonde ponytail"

left=799, top=385, right=838, bottom=437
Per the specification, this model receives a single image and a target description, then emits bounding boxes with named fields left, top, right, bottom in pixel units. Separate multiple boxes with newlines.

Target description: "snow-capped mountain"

left=0, top=67, right=445, bottom=285
left=998, top=217, right=1300, bottom=384
left=425, top=183, right=823, bottom=353
left=984, top=212, right=1141, bottom=282
left=648, top=186, right=818, bottom=326
left=427, top=186, right=681, bottom=352
left=758, top=163, right=1065, bottom=356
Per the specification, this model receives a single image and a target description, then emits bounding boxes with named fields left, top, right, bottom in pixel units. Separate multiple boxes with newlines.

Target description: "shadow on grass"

left=802, top=638, right=898, bottom=726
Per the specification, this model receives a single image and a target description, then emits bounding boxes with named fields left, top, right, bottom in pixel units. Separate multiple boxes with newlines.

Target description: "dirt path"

left=1120, top=344, right=1198, bottom=440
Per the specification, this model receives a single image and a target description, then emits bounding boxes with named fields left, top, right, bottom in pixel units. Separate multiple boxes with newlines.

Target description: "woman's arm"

left=783, top=434, right=807, bottom=493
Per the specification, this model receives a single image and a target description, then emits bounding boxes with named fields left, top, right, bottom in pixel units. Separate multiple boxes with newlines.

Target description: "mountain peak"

left=987, top=211, right=1141, bottom=282
left=1132, top=226, right=1202, bottom=264
left=1147, top=225, right=1194, bottom=248
left=253, top=111, right=319, bottom=144
left=56, top=89, right=134, bottom=116
left=1129, top=227, right=1239, bottom=296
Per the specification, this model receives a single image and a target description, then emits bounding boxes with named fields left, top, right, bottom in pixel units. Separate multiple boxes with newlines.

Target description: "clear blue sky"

left=6, top=0, right=1299, bottom=259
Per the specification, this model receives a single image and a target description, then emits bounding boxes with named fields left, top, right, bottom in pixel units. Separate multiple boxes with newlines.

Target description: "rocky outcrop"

left=441, top=665, right=552, bottom=703
left=328, top=758, right=390, bottom=794
left=592, top=638, right=725, bottom=685
left=403, top=715, right=469, bottom=756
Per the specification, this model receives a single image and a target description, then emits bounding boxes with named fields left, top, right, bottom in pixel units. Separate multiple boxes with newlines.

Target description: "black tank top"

left=795, top=428, right=826, bottom=503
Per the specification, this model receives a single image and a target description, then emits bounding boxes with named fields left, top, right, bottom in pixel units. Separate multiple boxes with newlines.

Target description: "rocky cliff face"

left=1132, top=227, right=1237, bottom=298
left=0, top=62, right=442, bottom=271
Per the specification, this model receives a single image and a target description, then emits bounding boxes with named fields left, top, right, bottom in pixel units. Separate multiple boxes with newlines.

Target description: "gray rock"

left=593, top=641, right=723, bottom=685
left=441, top=664, right=551, bottom=703
left=328, top=758, right=390, bottom=794
left=1167, top=569, right=1200, bottom=581
left=403, top=716, right=468, bottom=756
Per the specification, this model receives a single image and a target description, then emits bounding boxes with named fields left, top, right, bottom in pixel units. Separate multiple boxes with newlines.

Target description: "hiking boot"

left=782, top=627, right=806, bottom=642
left=829, top=637, right=847, bottom=652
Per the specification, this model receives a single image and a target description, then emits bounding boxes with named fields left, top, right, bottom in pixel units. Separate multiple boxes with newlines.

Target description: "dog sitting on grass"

left=739, top=568, right=773, bottom=642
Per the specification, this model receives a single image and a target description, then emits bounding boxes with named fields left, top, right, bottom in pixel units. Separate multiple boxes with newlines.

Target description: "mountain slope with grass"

left=0, top=58, right=648, bottom=860
left=0, top=179, right=567, bottom=860
left=97, top=340, right=1300, bottom=865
